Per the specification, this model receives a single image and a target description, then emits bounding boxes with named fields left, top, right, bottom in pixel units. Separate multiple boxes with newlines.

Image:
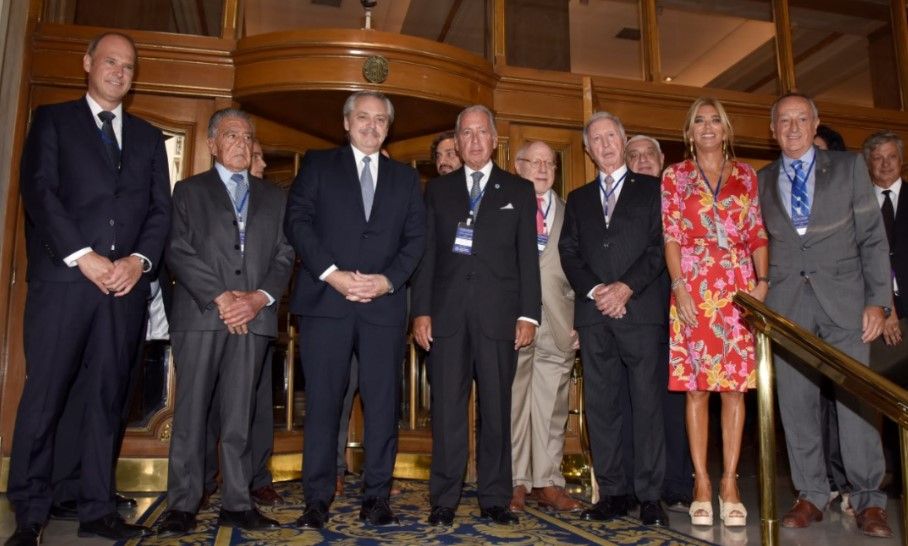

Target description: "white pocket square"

left=500, top=203, right=515, bottom=210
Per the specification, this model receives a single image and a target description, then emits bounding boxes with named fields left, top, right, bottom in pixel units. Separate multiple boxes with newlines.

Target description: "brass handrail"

left=734, top=291, right=908, bottom=546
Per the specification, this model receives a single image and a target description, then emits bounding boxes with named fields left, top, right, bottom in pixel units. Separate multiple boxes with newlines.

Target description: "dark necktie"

left=360, top=156, right=374, bottom=221
left=98, top=111, right=121, bottom=170
left=882, top=189, right=895, bottom=248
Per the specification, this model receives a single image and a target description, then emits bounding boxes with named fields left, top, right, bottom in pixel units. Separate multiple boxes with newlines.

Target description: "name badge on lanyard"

left=233, top=189, right=250, bottom=254
left=536, top=196, right=552, bottom=255
left=453, top=184, right=486, bottom=255
left=696, top=160, right=729, bottom=250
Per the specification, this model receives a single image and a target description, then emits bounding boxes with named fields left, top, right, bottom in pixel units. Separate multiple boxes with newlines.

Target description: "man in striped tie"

left=758, top=92, right=892, bottom=538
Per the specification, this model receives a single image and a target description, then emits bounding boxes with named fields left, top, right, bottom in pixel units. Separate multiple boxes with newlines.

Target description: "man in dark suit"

left=412, top=104, right=541, bottom=526
left=285, top=91, right=426, bottom=528
left=156, top=109, right=294, bottom=535
left=5, top=31, right=170, bottom=545
left=864, top=130, right=907, bottom=343
left=202, top=139, right=284, bottom=509
left=758, top=93, right=891, bottom=538
left=558, top=112, right=669, bottom=527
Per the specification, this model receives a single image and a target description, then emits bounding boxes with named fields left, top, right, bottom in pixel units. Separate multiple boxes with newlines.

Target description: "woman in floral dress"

left=661, top=97, right=769, bottom=527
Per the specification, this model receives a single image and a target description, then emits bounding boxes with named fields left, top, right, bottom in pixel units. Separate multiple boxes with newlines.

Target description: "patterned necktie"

left=603, top=174, right=616, bottom=224
left=230, top=173, right=248, bottom=214
left=470, top=171, right=483, bottom=215
left=98, top=111, right=121, bottom=170
left=360, top=156, right=374, bottom=220
left=882, top=189, right=895, bottom=248
left=790, top=159, right=810, bottom=220
left=536, top=196, right=545, bottom=235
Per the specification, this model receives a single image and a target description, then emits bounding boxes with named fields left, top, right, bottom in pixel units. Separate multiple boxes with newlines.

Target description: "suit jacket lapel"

left=77, top=98, right=118, bottom=175
left=540, top=194, right=565, bottom=261
left=206, top=168, right=235, bottom=213
left=803, top=150, right=830, bottom=242
left=119, top=113, right=135, bottom=176
left=895, top=185, right=908, bottom=245
left=341, top=146, right=367, bottom=222
left=765, top=158, right=802, bottom=240
left=476, top=166, right=506, bottom=223
left=370, top=154, right=391, bottom=223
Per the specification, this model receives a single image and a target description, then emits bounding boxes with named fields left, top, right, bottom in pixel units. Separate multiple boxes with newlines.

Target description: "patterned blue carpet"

left=119, top=479, right=715, bottom=545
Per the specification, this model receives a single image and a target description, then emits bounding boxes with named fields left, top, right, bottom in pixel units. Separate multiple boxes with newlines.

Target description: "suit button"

left=233, top=220, right=238, bottom=226
left=800, top=271, right=805, bottom=276
left=362, top=234, right=369, bottom=239
left=234, top=244, right=240, bottom=250
left=603, top=242, right=610, bottom=249
left=466, top=273, right=474, bottom=280
left=109, top=219, right=115, bottom=226
left=235, top=270, right=241, bottom=275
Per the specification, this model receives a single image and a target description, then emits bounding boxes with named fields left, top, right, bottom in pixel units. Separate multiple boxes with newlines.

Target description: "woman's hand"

left=748, top=280, right=769, bottom=303
left=674, top=285, right=699, bottom=327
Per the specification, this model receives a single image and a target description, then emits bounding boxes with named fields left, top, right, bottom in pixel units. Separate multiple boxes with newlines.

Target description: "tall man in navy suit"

left=5, top=31, right=171, bottom=545
left=285, top=91, right=426, bottom=528
left=412, top=105, right=541, bottom=527
left=559, top=112, right=669, bottom=527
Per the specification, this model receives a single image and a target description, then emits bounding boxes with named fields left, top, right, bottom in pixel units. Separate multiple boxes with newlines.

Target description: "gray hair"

left=455, top=105, right=497, bottom=138
left=583, top=111, right=627, bottom=148
left=626, top=134, right=663, bottom=155
left=863, top=130, right=904, bottom=163
left=342, top=91, right=395, bottom=124
left=207, top=108, right=254, bottom=139
left=770, top=92, right=819, bottom=126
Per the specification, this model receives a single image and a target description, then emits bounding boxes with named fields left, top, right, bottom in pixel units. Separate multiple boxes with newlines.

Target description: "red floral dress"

left=661, top=159, right=768, bottom=392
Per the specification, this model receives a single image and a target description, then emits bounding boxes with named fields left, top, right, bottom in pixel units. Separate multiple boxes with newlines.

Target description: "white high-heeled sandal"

left=689, top=500, right=714, bottom=526
left=719, top=496, right=747, bottom=527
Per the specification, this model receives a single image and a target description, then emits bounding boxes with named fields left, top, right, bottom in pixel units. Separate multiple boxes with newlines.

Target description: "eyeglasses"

left=517, top=158, right=557, bottom=170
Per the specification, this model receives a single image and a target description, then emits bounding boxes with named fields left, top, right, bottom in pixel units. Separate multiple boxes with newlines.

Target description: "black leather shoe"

left=639, top=500, right=669, bottom=526
left=662, top=494, right=692, bottom=513
left=359, top=498, right=398, bottom=525
left=114, top=492, right=138, bottom=508
left=479, top=505, right=519, bottom=525
left=580, top=495, right=628, bottom=521
left=49, top=499, right=78, bottom=520
left=77, top=513, right=151, bottom=540
left=428, top=505, right=455, bottom=526
left=296, top=502, right=329, bottom=529
left=4, top=523, right=41, bottom=546
left=219, top=508, right=280, bottom=531
left=155, top=510, right=196, bottom=536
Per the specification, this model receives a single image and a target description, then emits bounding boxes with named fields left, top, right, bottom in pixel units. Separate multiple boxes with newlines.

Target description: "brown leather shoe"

left=509, top=486, right=528, bottom=512
left=856, top=507, right=893, bottom=538
left=335, top=475, right=345, bottom=496
left=781, top=499, right=823, bottom=528
left=532, top=486, right=582, bottom=512
left=250, top=485, right=284, bottom=506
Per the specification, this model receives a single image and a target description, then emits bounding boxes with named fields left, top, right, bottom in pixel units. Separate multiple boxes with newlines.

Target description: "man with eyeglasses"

left=508, top=141, right=581, bottom=513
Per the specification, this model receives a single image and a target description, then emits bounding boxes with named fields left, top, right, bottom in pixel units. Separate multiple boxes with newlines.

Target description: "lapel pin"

left=494, top=183, right=500, bottom=189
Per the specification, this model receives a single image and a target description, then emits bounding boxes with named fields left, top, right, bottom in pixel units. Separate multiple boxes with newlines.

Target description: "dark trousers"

left=166, top=331, right=269, bottom=512
left=299, top=314, right=404, bottom=505
left=205, top=344, right=275, bottom=493
left=428, top=312, right=517, bottom=510
left=578, top=320, right=666, bottom=502
left=8, top=281, right=145, bottom=525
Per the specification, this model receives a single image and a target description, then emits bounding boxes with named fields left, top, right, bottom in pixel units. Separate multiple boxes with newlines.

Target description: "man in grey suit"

left=156, top=108, right=294, bottom=535
left=758, top=92, right=892, bottom=538
left=509, top=141, right=580, bottom=513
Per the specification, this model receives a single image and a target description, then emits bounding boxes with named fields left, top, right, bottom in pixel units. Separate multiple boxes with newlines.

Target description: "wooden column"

left=771, top=0, right=796, bottom=92
left=492, top=0, right=506, bottom=66
left=639, top=0, right=661, bottom=82
left=890, top=0, right=908, bottom=110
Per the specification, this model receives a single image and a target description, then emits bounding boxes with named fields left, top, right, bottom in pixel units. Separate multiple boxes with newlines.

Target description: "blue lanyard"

left=233, top=187, right=249, bottom=218
left=598, top=172, right=627, bottom=203
left=537, top=194, right=553, bottom=226
left=469, top=185, right=486, bottom=216
left=784, top=153, right=816, bottom=187
left=696, top=159, right=726, bottom=203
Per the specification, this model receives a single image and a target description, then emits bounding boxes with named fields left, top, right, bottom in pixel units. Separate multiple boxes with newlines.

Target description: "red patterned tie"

left=536, top=196, right=545, bottom=235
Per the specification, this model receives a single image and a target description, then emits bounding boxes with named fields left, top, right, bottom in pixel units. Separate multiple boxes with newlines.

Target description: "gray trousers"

left=166, top=330, right=269, bottom=512
left=775, top=284, right=886, bottom=512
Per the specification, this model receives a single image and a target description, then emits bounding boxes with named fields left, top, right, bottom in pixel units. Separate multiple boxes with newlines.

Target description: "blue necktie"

left=790, top=159, right=810, bottom=221
left=361, top=156, right=374, bottom=221
left=470, top=171, right=483, bottom=215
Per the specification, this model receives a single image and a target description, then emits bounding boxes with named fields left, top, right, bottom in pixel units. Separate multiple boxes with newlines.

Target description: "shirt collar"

left=599, top=164, right=628, bottom=184
left=465, top=161, right=494, bottom=187
left=85, top=93, right=123, bottom=125
left=214, top=162, right=248, bottom=185
left=782, top=146, right=816, bottom=170
left=351, top=145, right=380, bottom=167
left=877, top=178, right=902, bottom=197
